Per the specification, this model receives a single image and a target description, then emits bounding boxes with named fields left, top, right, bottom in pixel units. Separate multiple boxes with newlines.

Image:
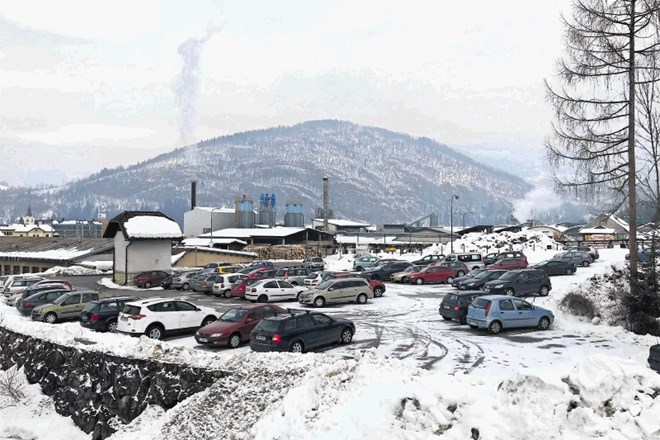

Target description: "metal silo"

left=284, top=200, right=304, bottom=227
left=258, top=193, right=276, bottom=227
left=235, top=195, right=255, bottom=228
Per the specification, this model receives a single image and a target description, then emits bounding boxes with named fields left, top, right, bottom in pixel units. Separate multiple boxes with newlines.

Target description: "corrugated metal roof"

left=0, top=237, right=113, bottom=262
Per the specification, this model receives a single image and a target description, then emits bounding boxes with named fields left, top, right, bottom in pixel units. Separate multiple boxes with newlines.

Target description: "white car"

left=212, top=273, right=247, bottom=298
left=116, top=297, right=218, bottom=340
left=244, top=279, right=307, bottom=303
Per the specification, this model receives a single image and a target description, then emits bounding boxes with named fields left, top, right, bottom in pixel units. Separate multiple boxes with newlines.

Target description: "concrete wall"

left=113, top=233, right=172, bottom=284
left=183, top=208, right=236, bottom=237
left=174, top=250, right=254, bottom=267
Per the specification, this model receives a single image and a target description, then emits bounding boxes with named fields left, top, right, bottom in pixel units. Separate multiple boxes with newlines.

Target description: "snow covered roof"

left=0, top=237, right=113, bottom=262
left=103, top=211, right=182, bottom=240
left=316, top=219, right=370, bottom=227
left=181, top=237, right=247, bottom=246
left=199, top=227, right=306, bottom=239
left=175, top=246, right=257, bottom=258
left=9, top=223, right=55, bottom=233
left=193, top=206, right=235, bottom=214
left=335, top=235, right=427, bottom=245
left=579, top=227, right=616, bottom=234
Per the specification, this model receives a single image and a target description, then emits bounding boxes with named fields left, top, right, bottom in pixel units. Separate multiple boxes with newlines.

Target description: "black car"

left=16, top=289, right=70, bottom=316
left=361, top=261, right=413, bottom=280
left=302, top=257, right=325, bottom=270
left=482, top=269, right=552, bottom=297
left=250, top=310, right=355, bottom=353
left=80, top=296, right=138, bottom=333
left=450, top=268, right=487, bottom=288
left=457, top=269, right=507, bottom=290
left=530, top=260, right=577, bottom=276
left=14, top=282, right=72, bottom=307
left=439, top=291, right=491, bottom=324
left=411, top=254, right=445, bottom=265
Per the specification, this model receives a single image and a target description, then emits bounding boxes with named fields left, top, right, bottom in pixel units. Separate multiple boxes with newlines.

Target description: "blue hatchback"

left=466, top=294, right=554, bottom=334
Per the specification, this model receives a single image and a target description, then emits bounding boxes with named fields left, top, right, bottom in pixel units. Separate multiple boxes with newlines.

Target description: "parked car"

left=117, top=298, right=218, bottom=340
left=369, top=279, right=386, bottom=297
left=16, top=289, right=72, bottom=316
left=217, top=265, right=243, bottom=274
left=440, top=253, right=485, bottom=270
left=451, top=268, right=488, bottom=287
left=31, top=278, right=74, bottom=290
left=134, top=271, right=170, bottom=288
left=302, top=257, right=325, bottom=270
left=2, top=276, right=44, bottom=298
left=411, top=254, right=445, bottom=266
left=80, top=296, right=137, bottom=333
left=192, top=273, right=221, bottom=294
left=160, top=273, right=176, bottom=289
left=530, top=260, right=576, bottom=276
left=649, top=344, right=660, bottom=373
left=303, top=271, right=328, bottom=287
left=625, top=248, right=657, bottom=262
left=246, top=268, right=279, bottom=280
left=439, top=291, right=492, bottom=324
left=483, top=252, right=500, bottom=266
left=457, top=269, right=507, bottom=290
left=552, top=251, right=593, bottom=267
left=212, top=274, right=248, bottom=298
left=31, top=291, right=100, bottom=324
left=487, top=257, right=528, bottom=270
left=245, top=279, right=307, bottom=303
left=433, top=261, right=470, bottom=277
left=170, top=270, right=201, bottom=290
left=204, top=261, right=231, bottom=270
left=250, top=310, right=355, bottom=353
left=466, top=295, right=555, bottom=334
left=230, top=277, right=260, bottom=298
left=195, top=304, right=285, bottom=348
left=566, top=246, right=600, bottom=260
left=353, top=255, right=382, bottom=271
left=275, top=267, right=314, bottom=285
left=298, top=277, right=373, bottom=307
left=244, top=260, right=275, bottom=270
left=9, top=281, right=74, bottom=307
left=408, top=265, right=456, bottom=285
left=485, top=251, right=527, bottom=266
left=482, top=269, right=552, bottom=297
left=390, top=265, right=425, bottom=283
left=360, top=260, right=412, bottom=281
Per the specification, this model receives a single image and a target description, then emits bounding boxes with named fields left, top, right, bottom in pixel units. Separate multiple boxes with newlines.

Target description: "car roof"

left=125, top=297, right=191, bottom=306
left=95, top=296, right=139, bottom=302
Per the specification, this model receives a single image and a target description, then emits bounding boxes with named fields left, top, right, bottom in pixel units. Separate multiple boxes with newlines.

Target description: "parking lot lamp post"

left=450, top=194, right=459, bottom=253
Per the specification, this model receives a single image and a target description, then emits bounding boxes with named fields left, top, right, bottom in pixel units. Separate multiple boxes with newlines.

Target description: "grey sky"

left=0, top=0, right=571, bottom=186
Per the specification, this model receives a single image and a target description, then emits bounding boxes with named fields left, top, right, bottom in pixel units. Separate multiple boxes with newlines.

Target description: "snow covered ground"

left=1, top=236, right=659, bottom=439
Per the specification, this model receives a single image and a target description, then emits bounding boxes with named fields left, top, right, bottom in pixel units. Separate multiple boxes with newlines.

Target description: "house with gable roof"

left=579, top=213, right=629, bottom=241
left=103, top=211, right=182, bottom=285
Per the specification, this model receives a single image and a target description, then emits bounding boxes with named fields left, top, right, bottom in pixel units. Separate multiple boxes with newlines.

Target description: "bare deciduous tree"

left=546, top=0, right=660, bottom=278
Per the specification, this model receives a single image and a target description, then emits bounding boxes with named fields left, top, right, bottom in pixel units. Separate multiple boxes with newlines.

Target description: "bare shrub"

left=559, top=293, right=596, bottom=319
left=0, top=367, right=26, bottom=405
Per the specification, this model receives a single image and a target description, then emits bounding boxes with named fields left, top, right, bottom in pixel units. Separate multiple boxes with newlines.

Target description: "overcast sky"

left=0, top=0, right=572, bottom=186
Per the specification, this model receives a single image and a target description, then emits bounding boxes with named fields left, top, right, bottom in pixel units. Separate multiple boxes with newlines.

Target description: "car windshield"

left=53, top=294, right=70, bottom=305
left=473, top=271, right=492, bottom=279
left=256, top=319, right=280, bottom=332
left=220, top=308, right=248, bottom=322
left=316, top=280, right=334, bottom=290
left=499, top=272, right=518, bottom=281
left=82, top=302, right=98, bottom=313
left=536, top=260, right=548, bottom=266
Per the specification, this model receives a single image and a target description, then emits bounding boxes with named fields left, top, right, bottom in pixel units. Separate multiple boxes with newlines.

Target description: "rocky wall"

left=0, top=327, right=228, bottom=439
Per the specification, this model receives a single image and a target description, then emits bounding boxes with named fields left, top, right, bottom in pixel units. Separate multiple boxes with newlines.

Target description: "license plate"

left=198, top=338, right=208, bottom=343
left=443, top=305, right=450, bottom=309
left=468, top=320, right=477, bottom=326
left=256, top=335, right=266, bottom=341
left=120, top=316, right=128, bottom=321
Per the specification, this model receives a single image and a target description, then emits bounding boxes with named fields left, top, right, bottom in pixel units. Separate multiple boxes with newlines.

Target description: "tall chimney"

left=323, top=176, right=329, bottom=231
left=191, top=180, right=197, bottom=210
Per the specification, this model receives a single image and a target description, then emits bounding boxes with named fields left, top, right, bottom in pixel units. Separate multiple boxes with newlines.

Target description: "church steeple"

left=27, top=205, right=32, bottom=217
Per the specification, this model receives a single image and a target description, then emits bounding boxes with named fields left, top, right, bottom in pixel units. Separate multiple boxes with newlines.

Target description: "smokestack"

left=191, top=180, right=197, bottom=210
left=323, top=176, right=329, bottom=231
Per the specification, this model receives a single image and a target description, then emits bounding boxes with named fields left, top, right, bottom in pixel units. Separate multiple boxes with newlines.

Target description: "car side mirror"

left=328, top=287, right=334, bottom=291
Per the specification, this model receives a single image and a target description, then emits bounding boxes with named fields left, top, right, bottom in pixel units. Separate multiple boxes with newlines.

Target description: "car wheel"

left=415, top=278, right=424, bottom=285
left=296, top=292, right=302, bottom=301
left=565, top=268, right=573, bottom=275
left=356, top=266, right=363, bottom=271
left=106, top=320, right=118, bottom=333
left=442, top=316, right=452, bottom=321
left=290, top=340, right=304, bottom=353
left=446, top=276, right=454, bottom=284
left=201, top=316, right=216, bottom=327
left=538, top=316, right=551, bottom=330
left=182, top=283, right=190, bottom=290
left=539, top=286, right=550, bottom=297
left=357, top=293, right=368, bottom=304
left=146, top=325, right=164, bottom=340
left=44, top=312, right=57, bottom=324
left=457, top=271, right=465, bottom=277
left=229, top=333, right=241, bottom=349
left=401, top=276, right=408, bottom=283
left=373, top=286, right=384, bottom=297
left=488, top=320, right=502, bottom=334
left=340, top=327, right=353, bottom=344
left=257, top=295, right=268, bottom=303
left=313, top=296, right=326, bottom=308
left=144, top=281, right=152, bottom=288
left=504, top=288, right=515, bottom=296
left=582, top=261, right=590, bottom=267
left=224, top=290, right=232, bottom=299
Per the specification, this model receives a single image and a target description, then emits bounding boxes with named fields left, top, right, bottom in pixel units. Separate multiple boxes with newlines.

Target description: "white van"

left=441, top=253, right=484, bottom=270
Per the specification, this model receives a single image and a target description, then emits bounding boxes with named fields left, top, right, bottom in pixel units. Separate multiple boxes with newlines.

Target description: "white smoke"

left=172, top=23, right=223, bottom=145
left=512, top=185, right=563, bottom=222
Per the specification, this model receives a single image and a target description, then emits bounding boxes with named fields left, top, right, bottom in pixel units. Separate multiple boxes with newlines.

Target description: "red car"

left=369, top=279, right=386, bottom=297
left=195, top=304, right=285, bottom=348
left=246, top=268, right=279, bottom=280
left=408, top=265, right=455, bottom=285
left=230, top=277, right=260, bottom=298
left=487, top=257, right=528, bottom=270
left=134, top=270, right=170, bottom=288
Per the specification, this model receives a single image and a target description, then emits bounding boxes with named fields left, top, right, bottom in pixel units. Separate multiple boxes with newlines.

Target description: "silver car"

left=275, top=267, right=314, bottom=285
left=298, top=277, right=373, bottom=308
left=552, top=251, right=594, bottom=267
left=171, top=271, right=201, bottom=290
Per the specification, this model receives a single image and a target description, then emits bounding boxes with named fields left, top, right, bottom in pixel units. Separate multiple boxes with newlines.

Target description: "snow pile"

left=42, top=265, right=109, bottom=276
left=453, top=230, right=561, bottom=254
left=124, top=215, right=182, bottom=239
left=98, top=277, right=163, bottom=291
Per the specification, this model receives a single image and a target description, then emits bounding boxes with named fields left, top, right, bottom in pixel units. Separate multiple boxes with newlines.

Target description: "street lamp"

left=450, top=194, right=459, bottom=253
left=461, top=211, right=474, bottom=229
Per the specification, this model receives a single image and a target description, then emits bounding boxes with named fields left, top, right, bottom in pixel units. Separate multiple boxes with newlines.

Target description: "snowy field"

left=1, top=235, right=659, bottom=439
